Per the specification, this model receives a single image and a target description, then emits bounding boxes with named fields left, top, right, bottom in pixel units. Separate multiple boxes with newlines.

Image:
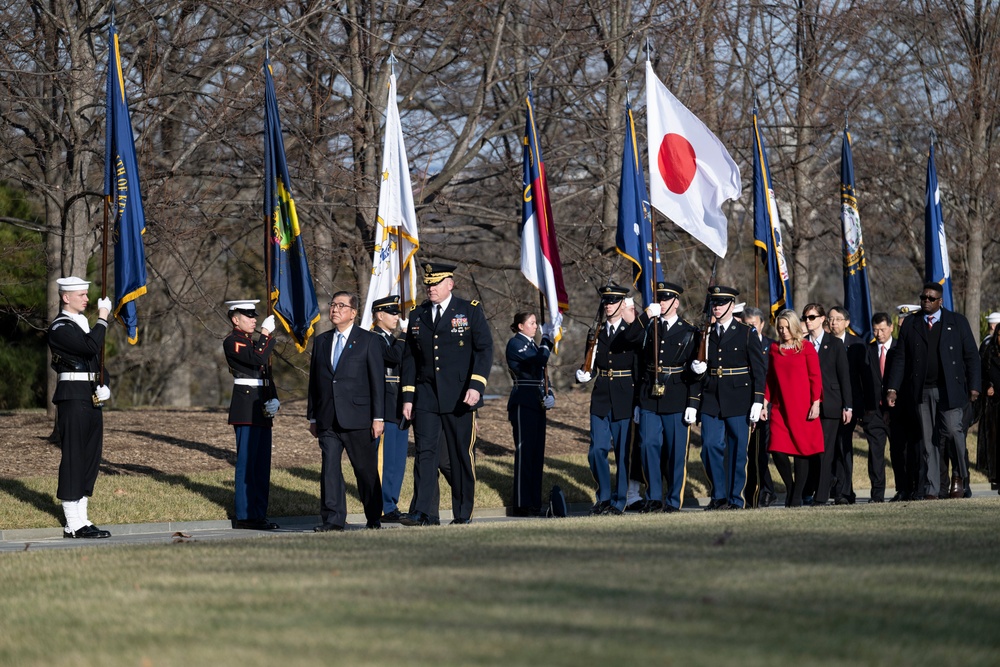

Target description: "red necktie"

left=927, top=315, right=934, bottom=330
left=879, top=345, right=886, bottom=378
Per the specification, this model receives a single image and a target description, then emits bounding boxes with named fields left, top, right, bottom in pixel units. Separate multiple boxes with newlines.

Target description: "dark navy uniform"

left=401, top=274, right=493, bottom=523
left=223, top=324, right=276, bottom=523
left=698, top=287, right=766, bottom=509
left=636, top=297, right=701, bottom=511
left=746, top=333, right=777, bottom=507
left=372, top=310, right=408, bottom=519
left=506, top=332, right=552, bottom=514
left=49, top=312, right=107, bottom=503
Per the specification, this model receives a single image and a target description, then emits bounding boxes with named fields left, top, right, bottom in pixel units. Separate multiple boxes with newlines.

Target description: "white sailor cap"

left=897, top=304, right=920, bottom=317
left=987, top=311, right=1000, bottom=325
left=56, top=276, right=91, bottom=292
left=733, top=301, right=746, bottom=315
left=225, top=299, right=260, bottom=317
left=624, top=297, right=635, bottom=308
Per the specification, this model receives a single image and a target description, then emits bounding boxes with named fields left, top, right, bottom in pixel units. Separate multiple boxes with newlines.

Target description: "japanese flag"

left=646, top=61, right=741, bottom=258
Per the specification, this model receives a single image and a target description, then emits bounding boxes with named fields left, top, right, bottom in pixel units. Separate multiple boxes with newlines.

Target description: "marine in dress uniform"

left=506, top=312, right=556, bottom=516
left=575, top=284, right=642, bottom=514
left=692, top=286, right=766, bottom=510
left=370, top=295, right=410, bottom=522
left=400, top=263, right=493, bottom=526
left=223, top=299, right=280, bottom=530
left=635, top=282, right=701, bottom=513
left=48, top=277, right=113, bottom=538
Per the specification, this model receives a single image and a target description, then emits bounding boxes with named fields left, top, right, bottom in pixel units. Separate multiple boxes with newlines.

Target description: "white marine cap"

left=225, top=299, right=260, bottom=316
left=987, top=311, right=1000, bottom=325
left=733, top=301, right=746, bottom=314
left=897, top=304, right=920, bottom=317
left=56, top=276, right=90, bottom=292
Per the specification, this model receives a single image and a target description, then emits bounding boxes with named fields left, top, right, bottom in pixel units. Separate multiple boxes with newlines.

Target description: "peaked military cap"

left=372, top=294, right=401, bottom=315
left=599, top=283, right=629, bottom=303
left=655, top=281, right=683, bottom=300
left=225, top=299, right=260, bottom=317
left=708, top=285, right=739, bottom=304
left=422, top=262, right=456, bottom=285
left=896, top=304, right=920, bottom=317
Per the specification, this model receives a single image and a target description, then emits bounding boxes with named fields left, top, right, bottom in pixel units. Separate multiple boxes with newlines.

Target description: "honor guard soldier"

left=691, top=286, right=766, bottom=510
left=49, top=277, right=113, bottom=538
left=223, top=299, right=281, bottom=530
left=370, top=295, right=410, bottom=522
left=575, top=283, right=641, bottom=515
left=400, top=263, right=493, bottom=526
left=636, top=282, right=701, bottom=513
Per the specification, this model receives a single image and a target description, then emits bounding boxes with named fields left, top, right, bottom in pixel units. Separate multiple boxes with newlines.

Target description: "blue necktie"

left=332, top=332, right=345, bottom=371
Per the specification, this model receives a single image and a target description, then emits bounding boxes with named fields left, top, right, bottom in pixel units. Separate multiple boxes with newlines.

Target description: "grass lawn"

left=1, top=499, right=998, bottom=666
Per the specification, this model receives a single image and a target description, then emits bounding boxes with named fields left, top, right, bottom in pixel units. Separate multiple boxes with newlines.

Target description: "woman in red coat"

left=762, top=309, right=823, bottom=507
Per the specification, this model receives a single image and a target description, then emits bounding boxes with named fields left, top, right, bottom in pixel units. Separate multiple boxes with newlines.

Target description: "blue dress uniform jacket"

left=635, top=313, right=701, bottom=414
left=506, top=333, right=551, bottom=512
left=223, top=329, right=276, bottom=427
left=373, top=327, right=405, bottom=423
left=699, top=321, right=766, bottom=418
left=401, top=296, right=493, bottom=413
left=49, top=314, right=107, bottom=401
left=506, top=334, right=551, bottom=412
left=589, top=320, right=642, bottom=421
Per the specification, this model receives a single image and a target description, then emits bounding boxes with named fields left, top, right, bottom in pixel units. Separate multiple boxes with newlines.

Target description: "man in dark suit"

left=634, top=282, right=701, bottom=513
left=692, top=286, right=766, bottom=510
left=742, top=306, right=777, bottom=508
left=828, top=306, right=865, bottom=504
left=857, top=312, right=901, bottom=502
left=369, top=295, right=409, bottom=523
left=886, top=282, right=981, bottom=499
left=802, top=303, right=852, bottom=505
left=575, top=284, right=641, bottom=515
left=400, top=263, right=493, bottom=526
left=307, top=291, right=385, bottom=531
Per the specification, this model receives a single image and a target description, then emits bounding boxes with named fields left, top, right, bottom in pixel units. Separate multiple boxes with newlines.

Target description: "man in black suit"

left=742, top=306, right=776, bottom=508
left=827, top=306, right=865, bottom=504
left=802, top=303, right=852, bottom=505
left=857, top=312, right=901, bottom=502
left=886, top=282, right=981, bottom=499
left=307, top=291, right=385, bottom=531
left=400, top=263, right=493, bottom=526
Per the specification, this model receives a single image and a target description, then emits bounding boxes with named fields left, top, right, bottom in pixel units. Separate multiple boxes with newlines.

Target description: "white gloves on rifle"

left=264, top=398, right=280, bottom=417
left=575, top=369, right=592, bottom=384
left=749, top=402, right=763, bottom=423
left=96, top=297, right=112, bottom=312
left=95, top=385, right=111, bottom=402
left=540, top=323, right=556, bottom=339
left=542, top=392, right=555, bottom=409
left=398, top=318, right=409, bottom=332
left=260, top=315, right=276, bottom=335
left=683, top=407, right=697, bottom=425
left=690, top=360, right=708, bottom=375
left=645, top=303, right=661, bottom=318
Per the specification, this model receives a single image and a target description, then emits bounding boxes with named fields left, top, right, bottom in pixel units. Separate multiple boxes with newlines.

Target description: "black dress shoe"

left=662, top=504, right=681, bottom=514
left=450, top=518, right=470, bottom=525
left=510, top=507, right=532, bottom=517
left=704, top=499, right=729, bottom=511
left=605, top=505, right=624, bottom=516
left=314, top=523, right=344, bottom=532
left=589, top=501, right=611, bottom=516
left=834, top=497, right=850, bottom=506
left=625, top=500, right=647, bottom=512
left=236, top=519, right=280, bottom=530
left=400, top=511, right=439, bottom=526
left=868, top=498, right=884, bottom=504
left=759, top=491, right=776, bottom=507
left=640, top=501, right=664, bottom=513
left=366, top=521, right=382, bottom=530
left=64, top=524, right=111, bottom=539
left=381, top=510, right=403, bottom=523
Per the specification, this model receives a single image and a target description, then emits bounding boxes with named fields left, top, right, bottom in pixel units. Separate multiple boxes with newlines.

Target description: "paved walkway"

left=2, top=485, right=996, bottom=553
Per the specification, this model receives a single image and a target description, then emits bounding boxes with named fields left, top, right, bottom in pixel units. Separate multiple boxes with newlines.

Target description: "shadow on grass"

left=546, top=417, right=591, bottom=440
left=0, top=477, right=63, bottom=523
left=543, top=457, right=596, bottom=504
left=128, top=430, right=234, bottom=464
left=101, top=461, right=233, bottom=514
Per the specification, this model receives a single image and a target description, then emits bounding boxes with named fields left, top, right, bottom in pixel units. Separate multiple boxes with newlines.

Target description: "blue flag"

left=264, top=58, right=320, bottom=353
left=839, top=129, right=874, bottom=341
left=615, top=101, right=662, bottom=305
left=751, top=109, right=792, bottom=321
left=104, top=19, right=148, bottom=345
left=925, top=142, right=954, bottom=310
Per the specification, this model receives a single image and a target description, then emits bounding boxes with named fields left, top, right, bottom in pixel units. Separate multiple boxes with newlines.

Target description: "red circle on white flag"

left=657, top=133, right=697, bottom=194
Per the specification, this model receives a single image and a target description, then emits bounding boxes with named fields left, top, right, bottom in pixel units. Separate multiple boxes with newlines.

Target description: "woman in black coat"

left=506, top=312, right=554, bottom=516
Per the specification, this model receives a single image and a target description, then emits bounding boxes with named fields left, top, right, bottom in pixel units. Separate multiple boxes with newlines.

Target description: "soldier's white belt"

left=58, top=373, right=95, bottom=382
left=647, top=365, right=684, bottom=375
left=234, top=378, right=269, bottom=386
left=712, top=366, right=748, bottom=377
left=597, top=369, right=632, bottom=378
left=513, top=380, right=545, bottom=387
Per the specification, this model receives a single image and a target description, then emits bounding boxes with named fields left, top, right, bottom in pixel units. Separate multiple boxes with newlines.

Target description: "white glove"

left=575, top=369, right=592, bottom=384
left=260, top=315, right=276, bottom=334
left=683, top=407, right=697, bottom=424
left=645, top=303, right=661, bottom=318
left=95, top=385, right=111, bottom=402
left=691, top=360, right=707, bottom=374
left=633, top=406, right=641, bottom=425
left=96, top=297, right=112, bottom=312
left=264, top=398, right=280, bottom=416
left=542, top=393, right=555, bottom=409
left=398, top=318, right=409, bottom=332
left=540, top=323, right=556, bottom=339
left=749, top=402, right=763, bottom=423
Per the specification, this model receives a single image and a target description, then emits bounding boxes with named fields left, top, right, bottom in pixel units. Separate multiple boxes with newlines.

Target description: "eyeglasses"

left=919, top=295, right=941, bottom=302
left=803, top=314, right=823, bottom=321
left=330, top=303, right=355, bottom=310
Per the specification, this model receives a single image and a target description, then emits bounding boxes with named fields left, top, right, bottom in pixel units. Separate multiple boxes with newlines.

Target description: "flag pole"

left=264, top=37, right=274, bottom=320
